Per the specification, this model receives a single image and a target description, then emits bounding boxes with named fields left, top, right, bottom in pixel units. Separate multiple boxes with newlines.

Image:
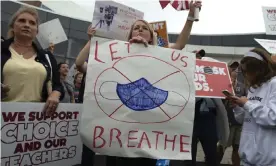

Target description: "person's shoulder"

left=271, top=76, right=276, bottom=81
left=258, top=76, right=276, bottom=94
left=269, top=76, right=276, bottom=87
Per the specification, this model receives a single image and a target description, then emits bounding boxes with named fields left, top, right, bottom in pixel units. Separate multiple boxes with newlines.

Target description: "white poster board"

left=255, top=38, right=276, bottom=54
left=262, top=6, right=276, bottom=35
left=36, top=18, right=68, bottom=49
left=92, top=1, right=144, bottom=41
left=81, top=37, right=196, bottom=160
left=1, top=103, right=83, bottom=166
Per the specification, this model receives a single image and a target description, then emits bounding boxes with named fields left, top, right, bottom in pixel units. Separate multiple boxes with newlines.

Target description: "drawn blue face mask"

left=116, top=78, right=168, bottom=111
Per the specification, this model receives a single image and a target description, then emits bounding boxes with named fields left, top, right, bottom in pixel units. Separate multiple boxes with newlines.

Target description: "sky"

left=70, top=0, right=275, bottom=35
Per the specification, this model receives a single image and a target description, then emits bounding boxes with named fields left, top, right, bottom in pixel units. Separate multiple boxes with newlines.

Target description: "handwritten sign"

left=195, top=59, right=233, bottom=98
left=1, top=103, right=82, bottom=166
left=150, top=21, right=169, bottom=47
left=92, top=0, right=144, bottom=41
left=36, top=18, right=68, bottom=49
left=255, top=38, right=276, bottom=54
left=81, top=37, right=196, bottom=160
left=262, top=6, right=276, bottom=35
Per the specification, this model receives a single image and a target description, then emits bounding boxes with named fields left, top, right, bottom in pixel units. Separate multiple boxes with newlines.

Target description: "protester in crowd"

left=58, top=62, right=75, bottom=103
left=1, top=7, right=63, bottom=114
left=228, top=48, right=276, bottom=166
left=44, top=42, right=55, bottom=54
left=154, top=30, right=168, bottom=47
left=218, top=69, right=242, bottom=166
left=48, top=42, right=55, bottom=54
left=193, top=49, right=205, bottom=59
left=75, top=1, right=202, bottom=165
left=187, top=49, right=228, bottom=166
left=74, top=72, right=83, bottom=103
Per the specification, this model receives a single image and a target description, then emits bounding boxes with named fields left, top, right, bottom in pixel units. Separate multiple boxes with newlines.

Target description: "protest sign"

left=195, top=59, right=233, bottom=98
left=1, top=103, right=83, bottom=166
left=92, top=0, right=144, bottom=41
left=255, top=38, right=276, bottom=54
left=81, top=37, right=196, bottom=160
left=150, top=21, right=169, bottom=47
left=262, top=6, right=276, bottom=35
left=36, top=18, right=68, bottom=49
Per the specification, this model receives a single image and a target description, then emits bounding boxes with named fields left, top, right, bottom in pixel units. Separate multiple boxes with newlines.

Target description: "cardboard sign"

left=195, top=60, right=233, bottom=98
left=150, top=21, right=169, bottom=47
left=92, top=0, right=144, bottom=41
left=255, top=38, right=276, bottom=54
left=1, top=103, right=83, bottom=166
left=36, top=18, right=68, bottom=49
left=262, top=6, right=276, bottom=35
left=81, top=37, right=196, bottom=160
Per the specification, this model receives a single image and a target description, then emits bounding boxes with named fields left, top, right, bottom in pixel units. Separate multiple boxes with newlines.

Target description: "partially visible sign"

left=36, top=18, right=68, bottom=49
left=92, top=0, right=144, bottom=41
left=150, top=21, right=169, bottom=47
left=1, top=103, right=83, bottom=166
left=262, top=6, right=276, bottom=35
left=255, top=38, right=276, bottom=54
left=195, top=60, right=233, bottom=98
left=160, top=0, right=190, bottom=11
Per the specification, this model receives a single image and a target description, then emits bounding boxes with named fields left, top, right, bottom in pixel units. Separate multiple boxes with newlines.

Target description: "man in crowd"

left=218, top=67, right=242, bottom=166
left=185, top=49, right=229, bottom=166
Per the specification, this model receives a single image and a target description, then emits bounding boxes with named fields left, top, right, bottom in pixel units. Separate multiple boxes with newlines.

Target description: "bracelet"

left=187, top=16, right=195, bottom=22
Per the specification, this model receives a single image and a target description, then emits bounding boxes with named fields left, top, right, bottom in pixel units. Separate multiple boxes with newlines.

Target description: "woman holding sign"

left=227, top=48, right=276, bottom=166
left=76, top=1, right=202, bottom=166
left=1, top=7, right=64, bottom=114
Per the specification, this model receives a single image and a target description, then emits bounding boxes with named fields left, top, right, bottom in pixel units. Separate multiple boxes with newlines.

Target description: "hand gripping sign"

left=81, top=37, right=196, bottom=160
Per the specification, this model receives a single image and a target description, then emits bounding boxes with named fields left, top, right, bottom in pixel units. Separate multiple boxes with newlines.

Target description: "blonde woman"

left=76, top=1, right=202, bottom=166
left=1, top=7, right=64, bottom=114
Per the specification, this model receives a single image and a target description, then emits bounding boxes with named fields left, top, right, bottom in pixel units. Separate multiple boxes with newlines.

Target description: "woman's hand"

left=87, top=25, right=96, bottom=40
left=129, top=36, right=148, bottom=47
left=227, top=96, right=248, bottom=107
left=1, top=83, right=10, bottom=99
left=43, top=91, right=60, bottom=116
left=188, top=1, right=202, bottom=17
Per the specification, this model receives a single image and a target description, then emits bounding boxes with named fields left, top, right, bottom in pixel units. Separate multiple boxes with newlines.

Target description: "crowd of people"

left=1, top=2, right=276, bottom=166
